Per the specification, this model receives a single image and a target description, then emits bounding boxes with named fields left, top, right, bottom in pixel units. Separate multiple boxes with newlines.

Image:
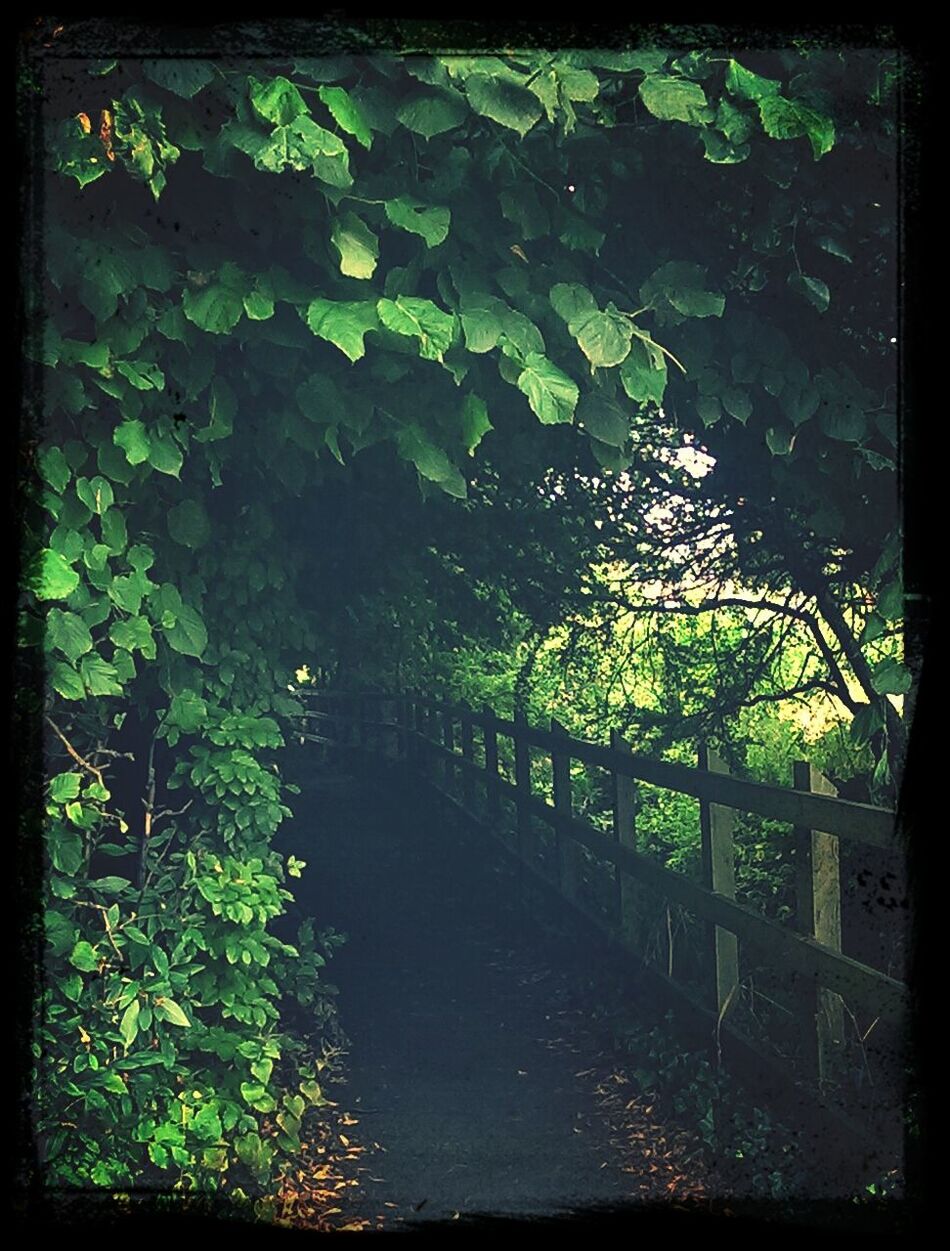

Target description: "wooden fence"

left=292, top=688, right=907, bottom=1132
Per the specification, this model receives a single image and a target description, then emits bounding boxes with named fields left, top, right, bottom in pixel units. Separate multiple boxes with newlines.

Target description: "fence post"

left=441, top=705, right=456, bottom=795
left=793, top=760, right=845, bottom=1088
left=699, top=742, right=739, bottom=1022
left=610, top=729, right=637, bottom=944
left=513, top=707, right=530, bottom=891
left=459, top=701, right=475, bottom=811
left=551, top=718, right=577, bottom=904
left=483, top=705, right=500, bottom=826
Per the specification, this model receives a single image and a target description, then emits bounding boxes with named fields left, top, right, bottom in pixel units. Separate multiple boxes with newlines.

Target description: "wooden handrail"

left=303, top=687, right=907, bottom=1128
left=304, top=691, right=896, bottom=850
left=417, top=733, right=907, bottom=1018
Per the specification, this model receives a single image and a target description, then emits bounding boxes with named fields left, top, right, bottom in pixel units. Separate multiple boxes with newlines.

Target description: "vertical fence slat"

left=793, top=760, right=845, bottom=1087
left=699, top=742, right=739, bottom=1020
left=442, top=706, right=456, bottom=796
left=610, top=729, right=637, bottom=943
left=513, top=708, right=530, bottom=893
left=551, top=718, right=577, bottom=904
left=483, top=706, right=500, bottom=826
left=460, top=701, right=475, bottom=810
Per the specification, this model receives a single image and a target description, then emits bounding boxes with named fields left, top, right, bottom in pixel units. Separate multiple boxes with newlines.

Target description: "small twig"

left=90, top=747, right=135, bottom=762
left=45, top=717, right=105, bottom=788
left=74, top=900, right=123, bottom=959
left=151, top=799, right=194, bottom=825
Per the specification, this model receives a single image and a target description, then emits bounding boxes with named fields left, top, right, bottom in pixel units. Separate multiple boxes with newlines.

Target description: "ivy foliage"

left=24, top=41, right=901, bottom=1195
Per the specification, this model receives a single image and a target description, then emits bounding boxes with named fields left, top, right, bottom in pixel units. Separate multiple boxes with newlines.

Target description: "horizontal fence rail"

left=291, top=688, right=906, bottom=1127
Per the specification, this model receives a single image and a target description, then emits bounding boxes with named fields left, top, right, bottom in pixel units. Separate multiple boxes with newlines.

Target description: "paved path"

left=284, top=771, right=640, bottom=1225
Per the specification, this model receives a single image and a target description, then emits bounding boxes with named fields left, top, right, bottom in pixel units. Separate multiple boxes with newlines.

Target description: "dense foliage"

left=20, top=29, right=906, bottom=1202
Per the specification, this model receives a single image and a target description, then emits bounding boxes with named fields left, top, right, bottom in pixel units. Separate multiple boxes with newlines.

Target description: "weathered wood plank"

left=794, top=760, right=846, bottom=1087
left=611, top=729, right=637, bottom=943
left=459, top=701, right=475, bottom=810
left=419, top=708, right=894, bottom=847
left=412, top=733, right=905, bottom=1016
left=483, top=704, right=500, bottom=825
left=513, top=708, right=530, bottom=875
left=699, top=743, right=740, bottom=1022
left=552, top=718, right=578, bottom=904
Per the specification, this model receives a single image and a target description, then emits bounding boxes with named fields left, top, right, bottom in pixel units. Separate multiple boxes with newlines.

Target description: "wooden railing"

left=292, top=688, right=907, bottom=1127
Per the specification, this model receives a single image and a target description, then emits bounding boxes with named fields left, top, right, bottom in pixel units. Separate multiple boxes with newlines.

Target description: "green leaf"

left=459, top=293, right=507, bottom=353
left=721, top=386, right=753, bottom=423
left=115, top=359, right=165, bottom=391
left=243, top=288, right=275, bottom=320
left=377, top=296, right=455, bottom=363
left=781, top=383, right=820, bottom=426
left=80, top=653, right=124, bottom=696
left=549, top=282, right=598, bottom=328
left=816, top=235, right=852, bottom=263
left=516, top=353, right=579, bottom=425
left=384, top=196, right=451, bottom=247
left=192, top=1103, right=223, bottom=1142
left=870, top=659, right=912, bottom=697
left=572, top=308, right=633, bottom=369
left=465, top=73, right=542, bottom=136
left=47, top=609, right=94, bottom=663
left=109, top=615, right=156, bottom=659
left=639, top=75, right=710, bottom=125
left=38, top=446, right=71, bottom=493
left=83, top=542, right=111, bottom=574
left=305, top=299, right=379, bottom=362
left=330, top=212, right=379, bottom=280
left=317, top=84, right=372, bottom=149
left=819, top=404, right=866, bottom=442
left=168, top=499, right=211, bottom=549
left=142, top=60, right=215, bottom=99
left=164, top=604, right=208, bottom=658
left=397, top=90, right=467, bottom=139
left=859, top=612, right=887, bottom=645
left=147, top=431, right=184, bottom=478
left=396, top=426, right=467, bottom=498
left=167, top=689, right=207, bottom=732
left=50, top=660, right=86, bottom=701
left=70, top=940, right=99, bottom=972
left=25, top=549, right=80, bottom=601
left=114, top=420, right=152, bottom=465
left=109, top=570, right=150, bottom=615
left=576, top=392, right=629, bottom=448
left=127, top=544, right=155, bottom=573
left=154, top=997, right=191, bottom=1027
left=460, top=393, right=492, bottom=454
left=251, top=1057, right=274, bottom=1085
left=716, top=98, right=755, bottom=145
left=250, top=115, right=351, bottom=185
left=641, top=261, right=725, bottom=319
left=249, top=75, right=309, bottom=126
left=101, top=508, right=127, bottom=555
left=850, top=702, right=884, bottom=746
left=725, top=60, right=781, bottom=103
left=119, top=999, right=141, bottom=1048
left=194, top=377, right=237, bottom=444
left=765, top=425, right=795, bottom=455
left=759, top=95, right=835, bottom=159
left=788, top=272, right=830, bottom=312
left=49, top=826, right=84, bottom=875
left=877, top=580, right=902, bottom=623
left=182, top=283, right=245, bottom=335
left=91, top=876, right=131, bottom=893
left=49, top=772, right=82, bottom=802
left=75, top=476, right=114, bottom=516
left=619, top=338, right=667, bottom=405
